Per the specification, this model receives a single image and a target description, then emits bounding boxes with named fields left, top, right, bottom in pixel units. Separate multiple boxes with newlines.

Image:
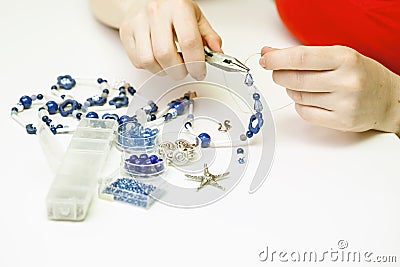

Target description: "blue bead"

left=46, top=101, right=58, bottom=114
left=97, top=78, right=104, bottom=84
left=56, top=124, right=63, bottom=128
left=85, top=111, right=99, bottom=118
left=102, top=89, right=109, bottom=94
left=76, top=112, right=82, bottom=120
left=57, top=75, right=76, bottom=90
left=20, top=95, right=33, bottom=109
left=237, top=148, right=244, bottom=154
left=238, top=158, right=245, bottom=164
left=42, top=115, right=49, bottom=122
left=51, top=85, right=57, bottom=90
left=37, top=94, right=43, bottom=100
left=150, top=128, right=159, bottom=136
left=244, top=73, right=254, bottom=86
left=198, top=133, right=211, bottom=148
left=246, top=131, right=253, bottom=138
left=252, top=93, right=260, bottom=100
left=172, top=101, right=186, bottom=115
left=254, top=99, right=263, bottom=112
left=59, top=99, right=77, bottom=117
left=149, top=155, right=159, bottom=164
left=109, top=95, right=129, bottom=108
left=102, top=113, right=119, bottom=120
left=25, top=124, right=37, bottom=134
left=50, top=126, right=57, bottom=134
left=128, top=86, right=136, bottom=95
left=118, top=115, right=131, bottom=125
left=248, top=114, right=261, bottom=134
left=139, top=154, right=148, bottom=160
left=150, top=114, right=156, bottom=121
left=164, top=113, right=173, bottom=121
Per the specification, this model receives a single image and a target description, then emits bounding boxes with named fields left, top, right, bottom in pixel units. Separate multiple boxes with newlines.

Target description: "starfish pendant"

left=185, top=163, right=230, bottom=191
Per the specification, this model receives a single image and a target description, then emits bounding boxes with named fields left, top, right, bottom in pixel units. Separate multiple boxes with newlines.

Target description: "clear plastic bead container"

left=116, top=121, right=160, bottom=152
left=46, top=118, right=118, bottom=221
left=122, top=151, right=166, bottom=178
left=98, top=168, right=166, bottom=209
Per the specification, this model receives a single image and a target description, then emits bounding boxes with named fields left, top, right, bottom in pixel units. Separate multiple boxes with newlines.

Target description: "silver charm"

left=185, top=163, right=229, bottom=191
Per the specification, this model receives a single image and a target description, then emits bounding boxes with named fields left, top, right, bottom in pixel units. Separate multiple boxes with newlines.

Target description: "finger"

left=173, top=5, right=206, bottom=80
left=286, top=89, right=334, bottom=111
left=120, top=18, right=164, bottom=74
left=149, top=13, right=187, bottom=79
left=133, top=21, right=164, bottom=74
left=295, top=103, right=357, bottom=131
left=272, top=70, right=336, bottom=92
left=197, top=12, right=223, bottom=52
left=294, top=103, right=337, bottom=129
left=260, top=45, right=345, bottom=71
left=260, top=46, right=278, bottom=56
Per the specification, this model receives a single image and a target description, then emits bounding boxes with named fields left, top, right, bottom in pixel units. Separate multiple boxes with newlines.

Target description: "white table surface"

left=1, top=1, right=400, bottom=266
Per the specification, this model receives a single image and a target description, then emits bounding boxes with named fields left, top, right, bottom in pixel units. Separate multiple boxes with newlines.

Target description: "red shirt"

left=275, top=0, right=400, bottom=75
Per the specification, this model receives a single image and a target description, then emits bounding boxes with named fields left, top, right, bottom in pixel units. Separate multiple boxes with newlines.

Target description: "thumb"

left=259, top=46, right=279, bottom=68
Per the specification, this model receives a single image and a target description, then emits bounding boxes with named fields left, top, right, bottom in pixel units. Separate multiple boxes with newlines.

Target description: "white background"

left=1, top=0, right=400, bottom=266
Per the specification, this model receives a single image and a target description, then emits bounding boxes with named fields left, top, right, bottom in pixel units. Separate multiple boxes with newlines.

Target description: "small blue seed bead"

left=85, top=111, right=99, bottom=118
left=11, top=107, right=18, bottom=113
left=51, top=85, right=57, bottom=90
left=246, top=131, right=253, bottom=138
left=237, top=148, right=244, bottom=154
left=20, top=95, right=33, bottom=109
left=252, top=93, right=260, bottom=100
left=76, top=112, right=82, bottom=120
left=42, top=115, right=49, bottom=122
left=150, top=114, right=156, bottom=121
left=238, top=158, right=245, bottom=164
left=56, top=124, right=63, bottom=129
left=50, top=126, right=57, bottom=134
left=97, top=78, right=103, bottom=84
left=103, top=89, right=109, bottom=94
left=45, top=118, right=52, bottom=126
left=37, top=94, right=43, bottom=100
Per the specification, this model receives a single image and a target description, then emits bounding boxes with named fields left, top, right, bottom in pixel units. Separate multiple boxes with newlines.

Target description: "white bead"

left=169, top=108, right=178, bottom=118
left=16, top=102, right=24, bottom=112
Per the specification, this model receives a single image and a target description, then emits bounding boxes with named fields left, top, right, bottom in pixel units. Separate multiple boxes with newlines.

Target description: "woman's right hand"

left=119, top=0, right=222, bottom=80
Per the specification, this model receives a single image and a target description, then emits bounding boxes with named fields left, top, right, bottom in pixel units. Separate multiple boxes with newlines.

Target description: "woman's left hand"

left=259, top=45, right=400, bottom=134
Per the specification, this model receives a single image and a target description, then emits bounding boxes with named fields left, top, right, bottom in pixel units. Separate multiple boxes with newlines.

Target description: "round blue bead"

left=20, top=95, right=33, bottom=109
left=97, top=78, right=104, bottom=84
left=237, top=148, right=244, bottom=154
left=252, top=93, right=260, bottom=100
left=149, top=155, right=159, bottom=164
left=37, top=94, right=43, bottom=100
left=198, top=133, right=211, bottom=148
left=118, top=115, right=131, bottom=125
left=139, top=153, right=148, bottom=160
left=85, top=111, right=99, bottom=118
left=46, top=101, right=58, bottom=114
left=246, top=131, right=253, bottom=138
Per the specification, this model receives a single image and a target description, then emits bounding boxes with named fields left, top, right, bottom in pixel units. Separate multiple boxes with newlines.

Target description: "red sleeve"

left=275, top=0, right=400, bottom=75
